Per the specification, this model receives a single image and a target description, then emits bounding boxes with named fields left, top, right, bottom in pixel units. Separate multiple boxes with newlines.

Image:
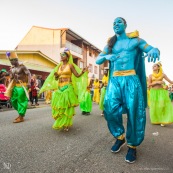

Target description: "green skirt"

left=51, top=84, right=79, bottom=129
left=80, top=90, right=92, bottom=112
left=149, top=88, right=173, bottom=124
left=99, top=87, right=106, bottom=111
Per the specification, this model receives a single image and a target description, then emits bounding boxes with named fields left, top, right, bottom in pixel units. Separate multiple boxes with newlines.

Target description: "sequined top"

left=57, top=64, right=72, bottom=87
left=58, top=64, right=72, bottom=78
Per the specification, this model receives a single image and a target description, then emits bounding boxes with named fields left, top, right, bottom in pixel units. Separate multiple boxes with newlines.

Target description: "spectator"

left=30, top=74, right=39, bottom=106
left=0, top=69, right=10, bottom=87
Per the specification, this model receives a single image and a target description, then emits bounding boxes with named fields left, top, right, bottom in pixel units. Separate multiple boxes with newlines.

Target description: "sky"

left=0, top=0, right=173, bottom=80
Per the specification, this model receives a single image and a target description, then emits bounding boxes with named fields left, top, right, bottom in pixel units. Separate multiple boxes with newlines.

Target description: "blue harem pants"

left=104, top=75, right=146, bottom=147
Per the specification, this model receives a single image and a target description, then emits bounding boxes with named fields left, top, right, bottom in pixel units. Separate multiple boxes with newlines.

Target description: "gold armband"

left=144, top=44, right=149, bottom=50
left=102, top=51, right=107, bottom=54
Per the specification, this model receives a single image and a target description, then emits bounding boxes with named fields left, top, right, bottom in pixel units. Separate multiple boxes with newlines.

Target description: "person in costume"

left=90, top=79, right=94, bottom=100
left=0, top=69, right=10, bottom=87
left=96, top=17, right=160, bottom=163
left=99, top=69, right=108, bottom=116
left=45, top=90, right=52, bottom=104
left=146, top=77, right=150, bottom=108
left=6, top=51, right=31, bottom=123
left=170, top=85, right=173, bottom=102
left=39, top=48, right=88, bottom=132
left=148, top=62, right=173, bottom=127
left=80, top=77, right=92, bottom=115
left=92, top=78, right=100, bottom=104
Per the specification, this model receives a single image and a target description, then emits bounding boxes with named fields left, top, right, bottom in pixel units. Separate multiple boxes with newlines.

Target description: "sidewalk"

left=28, top=98, right=50, bottom=109
left=0, top=98, right=50, bottom=112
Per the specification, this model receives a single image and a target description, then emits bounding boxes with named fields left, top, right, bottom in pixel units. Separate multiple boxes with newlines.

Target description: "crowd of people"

left=1, top=17, right=173, bottom=164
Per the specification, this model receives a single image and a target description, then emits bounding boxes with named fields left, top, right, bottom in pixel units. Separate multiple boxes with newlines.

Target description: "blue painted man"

left=96, top=17, right=160, bottom=163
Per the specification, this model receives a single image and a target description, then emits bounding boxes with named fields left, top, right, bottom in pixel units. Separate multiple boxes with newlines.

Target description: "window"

left=94, top=66, right=98, bottom=74
left=101, top=69, right=103, bottom=75
left=79, top=61, right=83, bottom=69
left=89, top=64, right=93, bottom=73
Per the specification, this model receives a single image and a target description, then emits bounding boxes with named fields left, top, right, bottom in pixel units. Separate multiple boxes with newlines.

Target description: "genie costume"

left=97, top=35, right=146, bottom=147
left=96, top=17, right=160, bottom=163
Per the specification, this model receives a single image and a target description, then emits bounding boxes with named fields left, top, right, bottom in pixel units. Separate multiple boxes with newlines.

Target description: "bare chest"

left=112, top=38, right=138, bottom=53
left=11, top=66, right=24, bottom=75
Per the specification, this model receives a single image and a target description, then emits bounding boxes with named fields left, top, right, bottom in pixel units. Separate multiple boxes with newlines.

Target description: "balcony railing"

left=65, top=41, right=82, bottom=55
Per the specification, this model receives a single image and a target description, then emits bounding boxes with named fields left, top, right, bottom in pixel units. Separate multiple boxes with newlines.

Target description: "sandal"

left=13, top=117, right=24, bottom=123
left=15, top=116, right=20, bottom=120
left=64, top=127, right=69, bottom=132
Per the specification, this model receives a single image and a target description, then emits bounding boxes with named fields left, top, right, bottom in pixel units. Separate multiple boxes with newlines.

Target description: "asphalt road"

left=0, top=103, right=173, bottom=173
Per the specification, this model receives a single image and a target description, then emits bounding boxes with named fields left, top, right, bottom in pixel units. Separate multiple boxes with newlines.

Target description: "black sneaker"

left=111, top=138, right=125, bottom=153
left=85, top=112, right=90, bottom=115
left=125, top=147, right=136, bottom=163
left=82, top=111, right=86, bottom=115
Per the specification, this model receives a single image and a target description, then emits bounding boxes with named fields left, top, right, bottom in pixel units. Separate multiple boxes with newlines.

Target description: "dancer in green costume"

left=6, top=51, right=31, bottom=123
left=80, top=77, right=92, bottom=115
left=39, top=48, right=88, bottom=131
left=148, top=62, right=173, bottom=126
left=170, top=85, right=173, bottom=102
left=99, top=69, right=108, bottom=116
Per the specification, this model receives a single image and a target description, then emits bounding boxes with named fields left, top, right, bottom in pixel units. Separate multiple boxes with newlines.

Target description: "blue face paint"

left=113, top=17, right=126, bottom=35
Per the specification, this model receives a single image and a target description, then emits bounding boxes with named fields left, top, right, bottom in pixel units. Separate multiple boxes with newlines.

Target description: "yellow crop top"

left=57, top=64, right=72, bottom=78
left=152, top=74, right=164, bottom=82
